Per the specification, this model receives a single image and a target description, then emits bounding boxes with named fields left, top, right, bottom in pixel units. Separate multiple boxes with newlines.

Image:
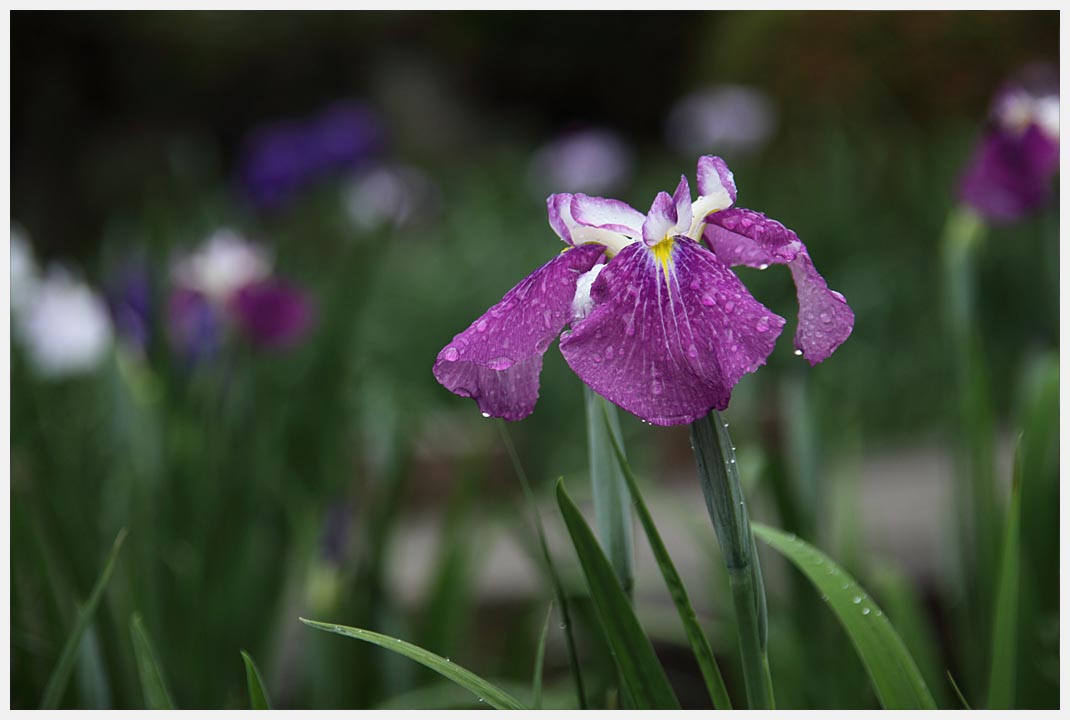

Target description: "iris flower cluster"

left=434, top=156, right=853, bottom=426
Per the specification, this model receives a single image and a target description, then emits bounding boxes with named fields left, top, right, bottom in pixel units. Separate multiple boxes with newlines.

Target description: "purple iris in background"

left=238, top=100, right=385, bottom=211
left=958, top=76, right=1059, bottom=223
left=106, top=257, right=153, bottom=352
left=433, top=156, right=853, bottom=426
left=229, top=278, right=315, bottom=349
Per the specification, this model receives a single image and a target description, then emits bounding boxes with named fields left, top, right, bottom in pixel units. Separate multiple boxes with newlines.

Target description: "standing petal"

left=688, top=155, right=737, bottom=239
left=433, top=244, right=605, bottom=420
left=560, top=238, right=784, bottom=426
left=642, top=191, right=678, bottom=246
left=703, top=208, right=853, bottom=364
left=671, top=175, right=693, bottom=236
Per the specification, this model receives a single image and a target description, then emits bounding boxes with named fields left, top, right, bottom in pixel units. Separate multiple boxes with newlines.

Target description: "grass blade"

left=753, top=524, right=937, bottom=709
left=532, top=602, right=553, bottom=709
left=39, top=528, right=128, bottom=710
left=497, top=421, right=588, bottom=709
left=130, top=613, right=175, bottom=709
left=585, top=387, right=634, bottom=597
left=603, top=407, right=732, bottom=709
left=299, top=619, right=528, bottom=710
left=986, top=437, right=1023, bottom=709
left=555, top=479, right=681, bottom=709
left=241, top=650, right=272, bottom=710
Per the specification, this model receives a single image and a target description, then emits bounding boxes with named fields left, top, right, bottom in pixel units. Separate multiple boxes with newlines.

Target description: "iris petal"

left=560, top=237, right=784, bottom=426
left=433, top=244, right=605, bottom=420
left=703, top=207, right=853, bottom=364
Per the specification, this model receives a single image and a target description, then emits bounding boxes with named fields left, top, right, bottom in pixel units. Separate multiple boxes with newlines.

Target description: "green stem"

left=690, top=410, right=775, bottom=709
left=585, top=388, right=634, bottom=598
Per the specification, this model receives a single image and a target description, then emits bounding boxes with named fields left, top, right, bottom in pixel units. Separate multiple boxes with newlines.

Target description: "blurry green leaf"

left=300, top=619, right=527, bottom=710
left=603, top=407, right=732, bottom=709
left=241, top=650, right=272, bottom=710
left=40, top=528, right=127, bottom=710
left=753, top=524, right=936, bottom=709
left=555, top=480, right=680, bottom=710
left=498, top=421, right=588, bottom=709
left=130, top=613, right=175, bottom=709
left=986, top=438, right=1023, bottom=709
left=532, top=602, right=552, bottom=709
left=585, top=388, right=634, bottom=596
left=948, top=671, right=972, bottom=709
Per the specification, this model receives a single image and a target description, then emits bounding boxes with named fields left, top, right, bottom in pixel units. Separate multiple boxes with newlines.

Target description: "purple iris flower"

left=958, top=81, right=1059, bottom=222
left=433, top=156, right=853, bottom=426
left=228, top=278, right=315, bottom=349
left=167, top=286, right=221, bottom=363
left=106, top=258, right=153, bottom=351
left=238, top=100, right=384, bottom=211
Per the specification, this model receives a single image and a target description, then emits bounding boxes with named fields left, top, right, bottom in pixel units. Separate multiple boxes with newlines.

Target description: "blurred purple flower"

left=958, top=72, right=1059, bottom=223
left=229, top=278, right=315, bottom=349
left=666, top=85, right=777, bottom=157
left=527, top=128, right=634, bottom=196
left=238, top=100, right=385, bottom=211
left=167, top=286, right=221, bottom=363
left=106, top=258, right=153, bottom=352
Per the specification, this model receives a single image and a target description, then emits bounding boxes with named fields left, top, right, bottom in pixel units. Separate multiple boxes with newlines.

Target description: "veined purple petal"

left=696, top=155, right=737, bottom=204
left=560, top=238, right=785, bottom=426
left=547, top=193, right=576, bottom=245
left=571, top=194, right=646, bottom=236
left=229, top=278, right=316, bottom=349
left=433, top=244, right=605, bottom=420
left=704, top=208, right=853, bottom=364
left=672, top=175, right=693, bottom=236
left=642, top=191, right=678, bottom=246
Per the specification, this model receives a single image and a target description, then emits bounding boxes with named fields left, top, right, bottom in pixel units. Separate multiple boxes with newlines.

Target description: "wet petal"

left=570, top=194, right=646, bottom=235
left=672, top=175, right=693, bottom=236
left=688, top=155, right=737, bottom=238
left=547, top=193, right=577, bottom=244
left=703, top=207, right=853, bottom=364
left=433, top=244, right=605, bottom=420
left=642, top=191, right=678, bottom=245
left=560, top=237, right=784, bottom=426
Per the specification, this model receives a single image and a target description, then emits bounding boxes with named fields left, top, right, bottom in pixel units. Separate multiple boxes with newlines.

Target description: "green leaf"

left=130, top=613, right=175, bottom=709
left=40, top=528, right=128, bottom=710
left=532, top=602, right=552, bottom=709
left=300, top=619, right=528, bottom=710
left=555, top=479, right=681, bottom=710
left=241, top=650, right=272, bottom=710
left=986, top=438, right=1023, bottom=709
left=497, top=421, right=588, bottom=709
left=603, top=407, right=732, bottom=709
left=585, top=388, right=634, bottom=596
left=752, top=524, right=937, bottom=709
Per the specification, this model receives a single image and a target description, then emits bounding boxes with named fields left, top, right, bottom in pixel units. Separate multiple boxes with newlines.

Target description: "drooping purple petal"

left=642, top=191, right=678, bottom=246
left=433, top=244, right=605, bottom=420
left=229, top=278, right=316, bottom=349
left=571, top=194, right=646, bottom=236
left=703, top=208, right=853, bottom=364
left=560, top=237, right=785, bottom=426
left=958, top=123, right=1059, bottom=223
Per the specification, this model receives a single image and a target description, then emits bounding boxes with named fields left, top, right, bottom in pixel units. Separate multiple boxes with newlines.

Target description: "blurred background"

left=10, top=10, right=1059, bottom=710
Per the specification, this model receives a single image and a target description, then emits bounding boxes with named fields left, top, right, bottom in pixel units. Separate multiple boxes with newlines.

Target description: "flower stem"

left=585, top=387, right=634, bottom=598
left=691, top=410, right=775, bottom=709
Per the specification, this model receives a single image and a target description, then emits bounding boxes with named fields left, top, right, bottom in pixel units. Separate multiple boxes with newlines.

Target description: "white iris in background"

left=171, top=228, right=272, bottom=301
left=16, top=266, right=114, bottom=378
left=666, top=85, right=777, bottom=157
left=11, top=224, right=39, bottom=312
left=527, top=128, right=634, bottom=197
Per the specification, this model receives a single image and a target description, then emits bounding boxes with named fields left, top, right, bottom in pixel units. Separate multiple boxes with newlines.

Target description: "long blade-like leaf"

left=532, top=602, right=553, bottom=709
left=602, top=407, right=732, bottom=709
left=40, top=528, right=128, bottom=710
left=752, top=524, right=937, bottom=709
left=555, top=480, right=681, bottom=709
left=986, top=438, right=1023, bottom=709
left=130, top=613, right=175, bottom=709
left=585, top=387, right=634, bottom=596
left=300, top=619, right=528, bottom=710
left=241, top=650, right=272, bottom=710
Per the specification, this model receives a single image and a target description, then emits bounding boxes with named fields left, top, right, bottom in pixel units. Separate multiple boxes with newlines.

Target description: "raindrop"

left=729, top=458, right=736, bottom=464
left=724, top=300, right=736, bottom=313
left=690, top=278, right=702, bottom=291
left=830, top=290, right=846, bottom=302
left=862, top=607, right=871, bottom=616
left=793, top=349, right=803, bottom=356
left=487, top=356, right=515, bottom=370
left=786, top=533, right=797, bottom=541
left=841, top=583, right=849, bottom=590
left=758, top=263, right=769, bottom=270
left=701, top=294, right=716, bottom=307
left=481, top=412, right=491, bottom=418
left=686, top=344, right=698, bottom=358
left=605, top=346, right=614, bottom=360
left=651, top=380, right=663, bottom=396
left=875, top=610, right=883, bottom=617
left=443, top=347, right=460, bottom=361
left=819, top=312, right=832, bottom=324
left=852, top=596, right=863, bottom=605
left=476, top=319, right=488, bottom=333
left=755, top=317, right=770, bottom=333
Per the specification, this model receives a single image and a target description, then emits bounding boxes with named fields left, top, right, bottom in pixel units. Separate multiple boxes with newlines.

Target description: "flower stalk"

left=690, top=410, right=775, bottom=709
left=585, top=387, right=634, bottom=598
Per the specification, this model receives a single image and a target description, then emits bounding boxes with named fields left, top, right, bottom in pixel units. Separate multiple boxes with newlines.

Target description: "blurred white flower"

left=16, top=266, right=114, bottom=378
left=527, top=128, right=634, bottom=196
left=171, top=228, right=272, bottom=301
left=343, top=163, right=440, bottom=231
left=666, top=85, right=777, bottom=156
left=11, top=223, right=40, bottom=312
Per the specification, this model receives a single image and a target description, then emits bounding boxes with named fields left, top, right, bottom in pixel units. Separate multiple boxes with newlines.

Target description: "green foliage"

left=241, top=651, right=272, bottom=710
left=130, top=614, right=175, bottom=710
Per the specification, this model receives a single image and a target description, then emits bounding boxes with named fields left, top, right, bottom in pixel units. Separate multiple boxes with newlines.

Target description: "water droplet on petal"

left=487, top=356, right=514, bottom=370
left=686, top=344, right=698, bottom=358
left=442, top=347, right=459, bottom=361
left=480, top=412, right=491, bottom=418
left=605, top=346, right=614, bottom=360
left=758, top=263, right=769, bottom=270
left=701, top=294, right=716, bottom=307
left=755, top=317, right=770, bottom=333
left=794, top=349, right=803, bottom=356
left=724, top=300, right=736, bottom=313
left=690, top=278, right=702, bottom=291
left=830, top=290, right=846, bottom=303
left=819, top=312, right=832, bottom=323
left=476, top=319, right=488, bottom=332
left=651, top=379, right=663, bottom=395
